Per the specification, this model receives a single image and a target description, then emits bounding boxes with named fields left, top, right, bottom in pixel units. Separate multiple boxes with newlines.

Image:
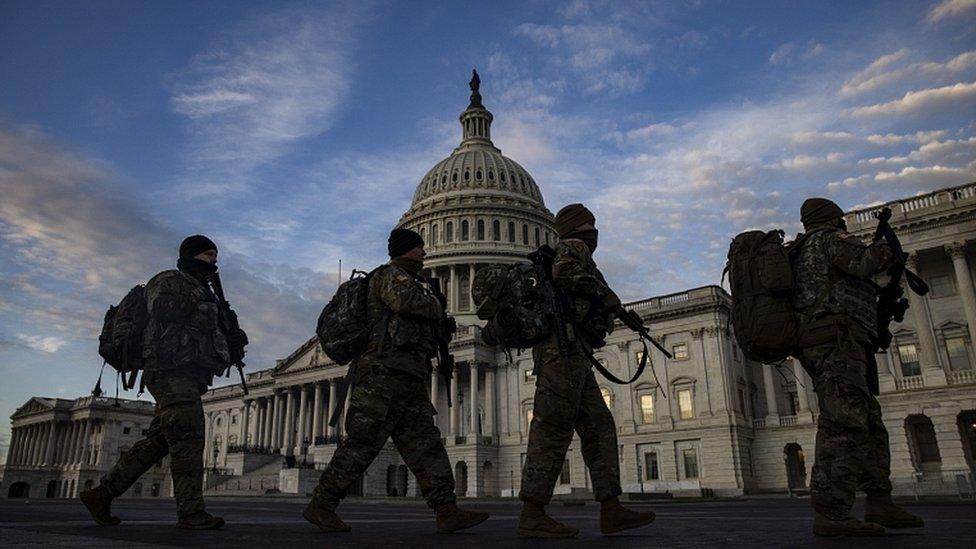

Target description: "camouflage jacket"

left=552, top=239, right=616, bottom=348
left=791, top=227, right=895, bottom=340
left=142, top=269, right=230, bottom=384
left=364, top=260, right=443, bottom=378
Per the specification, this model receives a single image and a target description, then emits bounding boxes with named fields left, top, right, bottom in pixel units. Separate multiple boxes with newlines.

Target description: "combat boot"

left=600, top=497, right=656, bottom=534
left=434, top=503, right=490, bottom=533
left=813, top=510, right=885, bottom=537
left=303, top=503, right=352, bottom=533
left=864, top=493, right=924, bottom=528
left=517, top=502, right=579, bottom=539
left=177, top=511, right=225, bottom=530
left=79, top=485, right=121, bottom=526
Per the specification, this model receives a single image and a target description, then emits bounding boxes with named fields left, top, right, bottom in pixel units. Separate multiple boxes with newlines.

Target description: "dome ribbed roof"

left=411, top=149, right=545, bottom=206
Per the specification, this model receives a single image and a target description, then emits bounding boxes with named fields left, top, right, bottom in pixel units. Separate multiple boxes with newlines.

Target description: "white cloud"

left=927, top=0, right=976, bottom=22
left=867, top=130, right=949, bottom=145
left=170, top=4, right=367, bottom=194
left=848, top=81, right=976, bottom=117
left=840, top=50, right=976, bottom=96
left=769, top=43, right=794, bottom=65
left=16, top=334, right=67, bottom=353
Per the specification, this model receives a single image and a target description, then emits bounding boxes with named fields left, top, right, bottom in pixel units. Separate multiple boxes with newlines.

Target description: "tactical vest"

left=791, top=229, right=879, bottom=338
left=556, top=240, right=614, bottom=348
left=142, top=270, right=230, bottom=381
left=365, top=264, right=438, bottom=360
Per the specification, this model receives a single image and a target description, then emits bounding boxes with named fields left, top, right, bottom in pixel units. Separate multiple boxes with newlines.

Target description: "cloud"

left=840, top=50, right=976, bottom=97
left=866, top=130, right=949, bottom=145
left=848, top=81, right=976, bottom=117
left=827, top=165, right=975, bottom=191
left=769, top=41, right=824, bottom=66
left=769, top=43, right=794, bottom=65
left=927, top=0, right=976, bottom=22
left=16, top=334, right=67, bottom=353
left=170, top=4, right=367, bottom=195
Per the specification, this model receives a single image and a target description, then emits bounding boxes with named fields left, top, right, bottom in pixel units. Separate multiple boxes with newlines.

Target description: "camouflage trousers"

left=798, top=331, right=892, bottom=519
left=519, top=339, right=622, bottom=505
left=310, top=357, right=456, bottom=510
left=100, top=374, right=206, bottom=519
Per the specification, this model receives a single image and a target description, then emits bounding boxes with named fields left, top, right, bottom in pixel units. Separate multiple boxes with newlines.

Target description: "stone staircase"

left=206, top=454, right=284, bottom=495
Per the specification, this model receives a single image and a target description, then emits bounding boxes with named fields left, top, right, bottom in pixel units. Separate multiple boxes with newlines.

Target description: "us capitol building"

left=3, top=75, right=975, bottom=501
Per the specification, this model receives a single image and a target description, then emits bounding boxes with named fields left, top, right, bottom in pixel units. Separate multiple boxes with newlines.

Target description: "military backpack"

left=472, top=253, right=554, bottom=350
left=98, top=284, right=149, bottom=390
left=724, top=230, right=799, bottom=363
left=316, top=269, right=379, bottom=365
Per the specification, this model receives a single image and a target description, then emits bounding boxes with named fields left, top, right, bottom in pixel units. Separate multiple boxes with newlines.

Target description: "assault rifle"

left=428, top=278, right=456, bottom=407
left=210, top=272, right=250, bottom=395
left=528, top=245, right=577, bottom=371
left=872, top=207, right=928, bottom=352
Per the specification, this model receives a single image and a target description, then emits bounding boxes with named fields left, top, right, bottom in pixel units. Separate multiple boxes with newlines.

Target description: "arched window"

left=508, top=221, right=516, bottom=243
left=432, top=224, right=439, bottom=245
left=492, top=220, right=501, bottom=241
left=464, top=170, right=470, bottom=182
left=488, top=170, right=495, bottom=181
left=476, top=169, right=483, bottom=181
left=452, top=172, right=458, bottom=183
left=461, top=220, right=469, bottom=241
left=445, top=221, right=454, bottom=243
left=501, top=171, right=507, bottom=183
left=477, top=219, right=485, bottom=240
left=545, top=231, right=550, bottom=245
left=905, top=415, right=941, bottom=472
left=535, top=227, right=540, bottom=246
left=522, top=224, right=529, bottom=245
left=420, top=227, right=426, bottom=242
left=601, top=387, right=613, bottom=408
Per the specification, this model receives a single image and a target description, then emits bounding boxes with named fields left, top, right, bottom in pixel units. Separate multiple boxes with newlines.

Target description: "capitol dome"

left=398, top=70, right=555, bottom=323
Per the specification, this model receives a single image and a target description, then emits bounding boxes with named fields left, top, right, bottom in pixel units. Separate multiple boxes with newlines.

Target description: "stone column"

left=449, top=373, right=459, bottom=436
left=905, top=253, right=945, bottom=386
left=44, top=422, right=57, bottom=465
left=20, top=426, right=31, bottom=465
left=25, top=425, right=37, bottom=465
left=762, top=365, right=780, bottom=423
left=470, top=362, right=479, bottom=436
left=6, top=428, right=19, bottom=465
left=265, top=395, right=275, bottom=449
left=312, top=382, right=323, bottom=442
left=81, top=419, right=93, bottom=466
left=450, top=265, right=459, bottom=314
left=327, top=380, right=337, bottom=437
left=268, top=392, right=279, bottom=450
left=297, top=385, right=309, bottom=455
left=431, top=371, right=439, bottom=409
left=468, top=264, right=476, bottom=311
left=254, top=400, right=264, bottom=447
left=53, top=424, right=66, bottom=465
left=284, top=388, right=296, bottom=455
left=946, top=242, right=976, bottom=359
left=485, top=367, right=495, bottom=436
left=792, top=359, right=813, bottom=424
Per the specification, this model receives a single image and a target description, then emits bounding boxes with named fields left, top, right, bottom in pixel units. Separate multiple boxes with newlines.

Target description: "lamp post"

left=302, top=437, right=310, bottom=467
left=212, top=444, right=219, bottom=474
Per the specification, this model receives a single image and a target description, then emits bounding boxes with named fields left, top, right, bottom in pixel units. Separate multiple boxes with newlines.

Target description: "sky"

left=1, top=0, right=974, bottom=460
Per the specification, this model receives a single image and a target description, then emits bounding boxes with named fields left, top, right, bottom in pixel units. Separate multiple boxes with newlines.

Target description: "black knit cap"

left=800, top=198, right=844, bottom=230
left=388, top=228, right=424, bottom=258
left=179, top=234, right=218, bottom=259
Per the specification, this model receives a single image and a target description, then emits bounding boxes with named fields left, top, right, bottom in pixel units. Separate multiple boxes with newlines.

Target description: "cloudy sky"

left=1, top=0, right=974, bottom=459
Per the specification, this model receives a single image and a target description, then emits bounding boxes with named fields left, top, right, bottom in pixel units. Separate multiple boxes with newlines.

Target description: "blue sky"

left=1, top=0, right=974, bottom=459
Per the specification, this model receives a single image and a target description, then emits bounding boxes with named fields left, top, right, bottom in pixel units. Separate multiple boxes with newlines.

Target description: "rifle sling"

left=328, top=361, right=358, bottom=428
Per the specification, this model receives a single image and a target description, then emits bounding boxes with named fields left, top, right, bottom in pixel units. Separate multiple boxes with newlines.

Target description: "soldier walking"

left=517, top=204, right=655, bottom=538
left=303, top=228, right=490, bottom=533
left=792, top=198, right=924, bottom=536
left=81, top=235, right=247, bottom=529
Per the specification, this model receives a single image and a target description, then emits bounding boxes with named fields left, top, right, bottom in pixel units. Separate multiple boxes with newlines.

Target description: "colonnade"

left=6, top=418, right=96, bottom=468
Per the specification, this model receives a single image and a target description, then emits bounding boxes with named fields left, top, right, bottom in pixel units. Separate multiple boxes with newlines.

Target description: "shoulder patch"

left=395, top=275, right=409, bottom=283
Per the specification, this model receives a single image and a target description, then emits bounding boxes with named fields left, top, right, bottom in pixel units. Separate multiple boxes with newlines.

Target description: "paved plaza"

left=0, top=496, right=973, bottom=547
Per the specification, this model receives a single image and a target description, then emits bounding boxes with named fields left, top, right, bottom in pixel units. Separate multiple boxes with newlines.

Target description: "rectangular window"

left=787, top=392, right=798, bottom=415
left=672, top=343, right=689, bottom=361
left=927, top=274, right=955, bottom=298
left=523, top=369, right=536, bottom=382
left=559, top=458, right=571, bottom=485
left=898, top=344, right=921, bottom=377
left=644, top=451, right=660, bottom=480
left=946, top=337, right=971, bottom=371
left=635, top=350, right=647, bottom=365
left=737, top=388, right=746, bottom=414
left=639, top=394, right=655, bottom=424
left=677, top=389, right=694, bottom=419
left=122, top=427, right=131, bottom=435
left=682, top=448, right=699, bottom=479
left=525, top=408, right=534, bottom=431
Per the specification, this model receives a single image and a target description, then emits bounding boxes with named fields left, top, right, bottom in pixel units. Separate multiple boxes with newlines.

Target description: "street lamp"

left=302, top=437, right=310, bottom=467
left=212, top=444, right=219, bottom=474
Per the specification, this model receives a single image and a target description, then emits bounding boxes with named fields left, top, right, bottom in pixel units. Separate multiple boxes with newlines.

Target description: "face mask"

left=837, top=218, right=848, bottom=232
left=177, top=257, right=218, bottom=282
left=573, top=229, right=599, bottom=252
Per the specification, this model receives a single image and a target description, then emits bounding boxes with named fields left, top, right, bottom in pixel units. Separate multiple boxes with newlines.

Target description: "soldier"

left=517, top=204, right=655, bottom=538
left=792, top=198, right=924, bottom=537
left=80, top=235, right=246, bottom=530
left=303, top=228, right=490, bottom=534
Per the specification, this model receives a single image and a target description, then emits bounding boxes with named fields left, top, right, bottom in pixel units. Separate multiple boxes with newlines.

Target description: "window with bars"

left=677, top=389, right=694, bottom=419
left=898, top=344, right=921, bottom=376
left=639, top=393, right=655, bottom=424
left=682, top=448, right=699, bottom=479
left=946, top=337, right=972, bottom=371
left=644, top=451, right=660, bottom=480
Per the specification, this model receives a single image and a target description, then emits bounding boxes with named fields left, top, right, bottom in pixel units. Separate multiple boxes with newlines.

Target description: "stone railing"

left=947, top=370, right=976, bottom=385
left=625, top=286, right=729, bottom=315
left=227, top=444, right=279, bottom=455
left=752, top=418, right=766, bottom=429
left=314, top=435, right=346, bottom=446
left=779, top=415, right=798, bottom=427
left=847, top=182, right=976, bottom=228
left=895, top=375, right=925, bottom=391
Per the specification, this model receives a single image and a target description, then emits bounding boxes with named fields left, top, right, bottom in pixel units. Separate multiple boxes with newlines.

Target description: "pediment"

left=12, top=397, right=55, bottom=419
left=936, top=319, right=967, bottom=331
left=273, top=336, right=330, bottom=374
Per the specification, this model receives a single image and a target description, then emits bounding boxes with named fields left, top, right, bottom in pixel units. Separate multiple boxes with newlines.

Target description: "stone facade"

left=1, top=396, right=169, bottom=499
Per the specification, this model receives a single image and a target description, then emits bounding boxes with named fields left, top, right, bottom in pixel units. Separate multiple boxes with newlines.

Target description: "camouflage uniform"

left=311, top=259, right=456, bottom=510
left=791, top=228, right=896, bottom=520
left=519, top=239, right=621, bottom=505
left=100, top=270, right=229, bottom=519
